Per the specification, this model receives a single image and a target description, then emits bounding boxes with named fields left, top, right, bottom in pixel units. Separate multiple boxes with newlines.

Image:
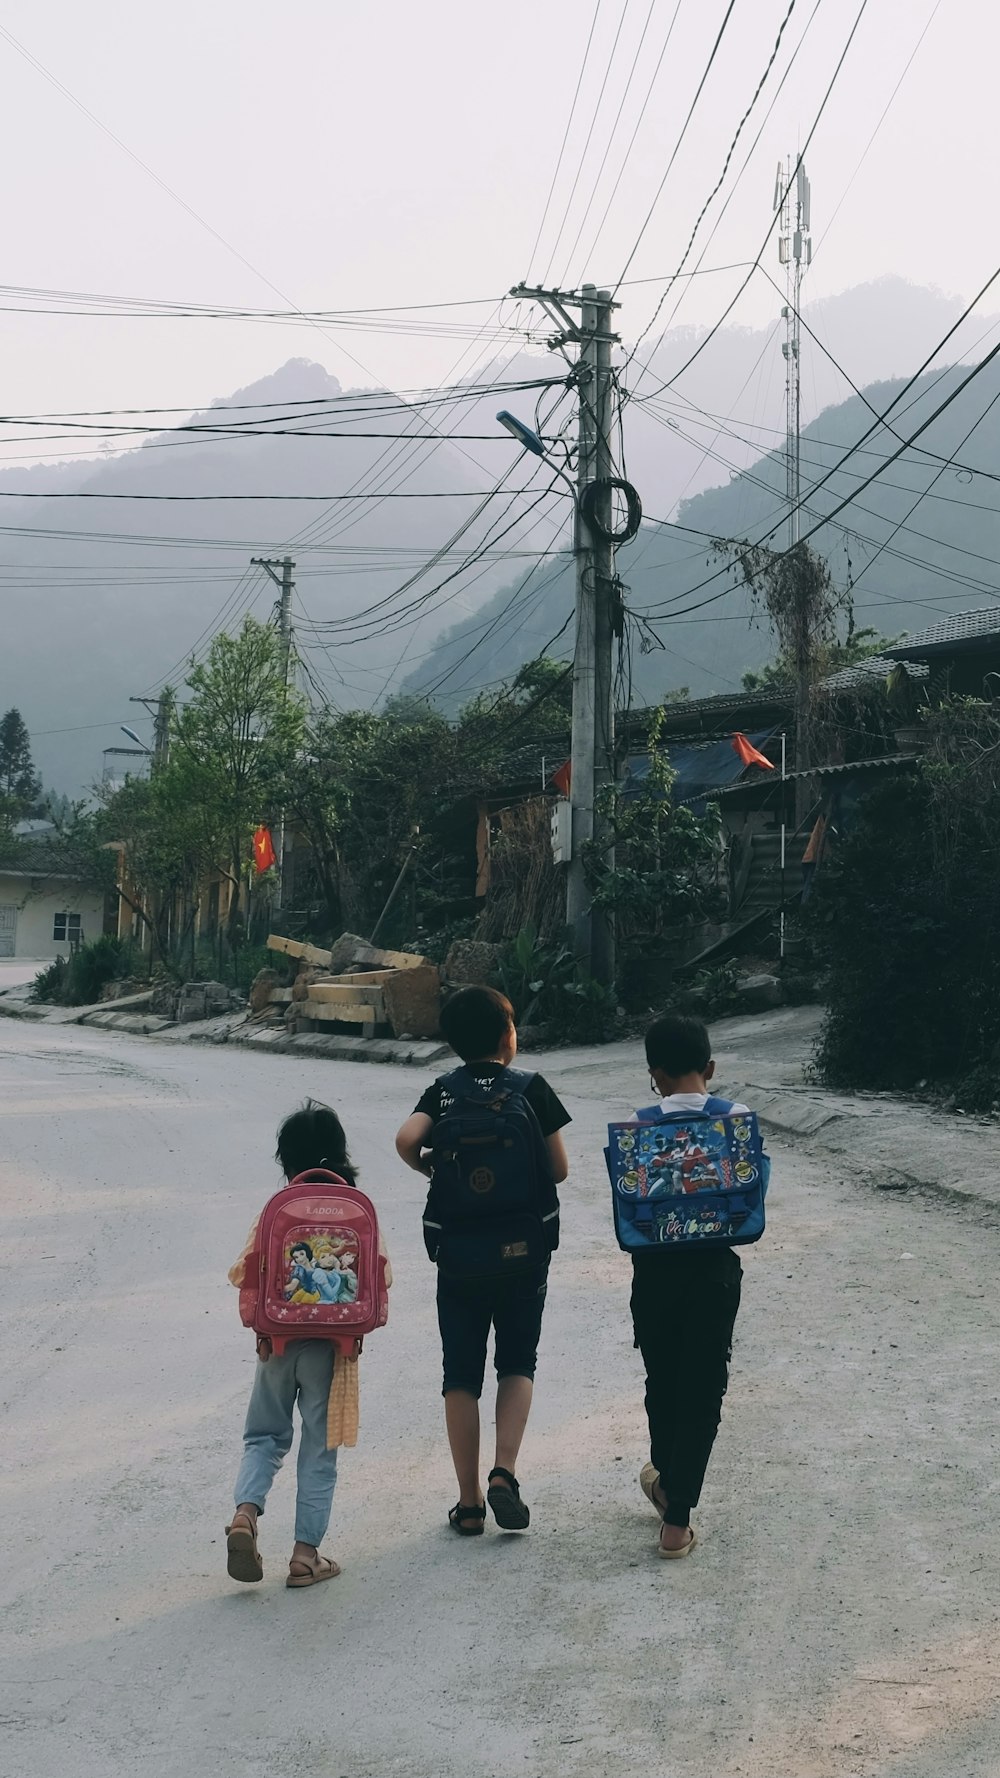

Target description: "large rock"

left=383, top=963, right=441, bottom=1040
left=443, top=940, right=501, bottom=986
left=248, top=967, right=282, bottom=1014
left=292, top=965, right=324, bottom=1002
left=736, top=973, right=784, bottom=1012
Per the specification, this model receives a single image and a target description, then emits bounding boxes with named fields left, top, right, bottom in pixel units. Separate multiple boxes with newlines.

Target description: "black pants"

left=630, top=1253, right=742, bottom=1527
left=437, top=1265, right=549, bottom=1398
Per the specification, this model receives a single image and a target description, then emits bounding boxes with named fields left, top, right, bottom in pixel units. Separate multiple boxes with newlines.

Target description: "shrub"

left=811, top=712, right=1000, bottom=1100
left=32, top=936, right=139, bottom=1006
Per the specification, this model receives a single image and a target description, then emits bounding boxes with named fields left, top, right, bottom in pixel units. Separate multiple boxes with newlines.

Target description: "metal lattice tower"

left=775, top=157, right=812, bottom=547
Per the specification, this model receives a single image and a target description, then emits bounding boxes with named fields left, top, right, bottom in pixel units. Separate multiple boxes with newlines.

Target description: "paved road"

left=2, top=1022, right=1000, bottom=1778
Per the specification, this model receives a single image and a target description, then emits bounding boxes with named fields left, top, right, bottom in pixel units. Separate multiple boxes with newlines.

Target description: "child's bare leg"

left=444, top=1389, right=483, bottom=1503
left=492, top=1374, right=533, bottom=1482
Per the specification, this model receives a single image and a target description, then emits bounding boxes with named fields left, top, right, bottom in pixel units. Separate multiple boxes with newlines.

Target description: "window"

left=53, top=912, right=82, bottom=944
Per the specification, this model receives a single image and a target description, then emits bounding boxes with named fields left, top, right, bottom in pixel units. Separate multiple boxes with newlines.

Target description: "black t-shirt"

left=414, top=1063, right=571, bottom=1138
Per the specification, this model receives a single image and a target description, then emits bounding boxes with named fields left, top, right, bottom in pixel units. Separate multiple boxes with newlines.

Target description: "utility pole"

left=251, top=555, right=295, bottom=910
left=775, top=159, right=813, bottom=821
left=511, top=282, right=620, bottom=984
left=128, top=689, right=173, bottom=771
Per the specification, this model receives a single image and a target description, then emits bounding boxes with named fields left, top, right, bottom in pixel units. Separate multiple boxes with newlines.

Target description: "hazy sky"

left=0, top=0, right=992, bottom=433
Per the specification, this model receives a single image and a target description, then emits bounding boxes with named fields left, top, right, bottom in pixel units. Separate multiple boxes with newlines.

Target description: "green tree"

left=99, top=763, right=223, bottom=969
left=0, top=708, right=41, bottom=818
left=288, top=703, right=455, bottom=937
left=583, top=705, right=723, bottom=948
left=741, top=627, right=895, bottom=692
left=171, top=619, right=305, bottom=944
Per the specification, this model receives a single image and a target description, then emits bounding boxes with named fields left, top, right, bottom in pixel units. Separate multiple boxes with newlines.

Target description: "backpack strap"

left=634, top=1094, right=735, bottom=1122
left=702, top=1095, right=735, bottom=1116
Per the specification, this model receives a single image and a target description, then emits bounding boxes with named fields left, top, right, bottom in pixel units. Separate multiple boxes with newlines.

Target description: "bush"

left=31, top=956, right=69, bottom=1003
left=811, top=728, right=1000, bottom=1100
left=32, top=936, right=140, bottom=1006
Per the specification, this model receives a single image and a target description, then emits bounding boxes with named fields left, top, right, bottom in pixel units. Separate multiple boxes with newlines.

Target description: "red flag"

left=252, top=825, right=276, bottom=874
left=732, top=732, right=774, bottom=771
left=550, top=759, right=571, bottom=796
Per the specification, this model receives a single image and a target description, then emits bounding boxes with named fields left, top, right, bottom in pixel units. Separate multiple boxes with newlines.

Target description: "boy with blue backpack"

left=395, top=986, right=570, bottom=1537
left=608, top=1014, right=768, bottom=1558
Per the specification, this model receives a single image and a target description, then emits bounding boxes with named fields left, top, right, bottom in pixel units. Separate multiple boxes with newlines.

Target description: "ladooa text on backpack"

left=423, top=1067, right=559, bottom=1279
left=606, top=1096, right=770, bottom=1252
left=240, top=1169, right=389, bottom=1359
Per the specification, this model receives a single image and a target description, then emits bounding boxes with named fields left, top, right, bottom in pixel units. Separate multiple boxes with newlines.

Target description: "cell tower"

left=774, top=157, right=812, bottom=547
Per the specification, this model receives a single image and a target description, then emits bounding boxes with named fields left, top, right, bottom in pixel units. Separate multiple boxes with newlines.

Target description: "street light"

left=120, top=725, right=152, bottom=754
left=496, top=409, right=547, bottom=457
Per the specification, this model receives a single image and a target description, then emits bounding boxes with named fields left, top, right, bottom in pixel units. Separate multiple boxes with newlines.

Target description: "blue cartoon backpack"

left=606, top=1095, right=770, bottom=1252
left=424, top=1066, right=559, bottom=1279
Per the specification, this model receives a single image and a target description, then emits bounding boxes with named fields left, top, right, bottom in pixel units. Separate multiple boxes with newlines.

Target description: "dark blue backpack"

left=607, top=1095, right=770, bottom=1252
left=424, top=1066, right=559, bottom=1279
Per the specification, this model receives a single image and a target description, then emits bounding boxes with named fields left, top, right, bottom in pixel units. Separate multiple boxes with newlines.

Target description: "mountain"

left=404, top=344, right=1000, bottom=708
left=3, top=278, right=998, bottom=788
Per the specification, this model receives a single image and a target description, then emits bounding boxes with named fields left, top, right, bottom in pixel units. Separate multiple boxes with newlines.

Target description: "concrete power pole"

left=512, top=283, right=620, bottom=984
left=251, top=555, right=295, bottom=910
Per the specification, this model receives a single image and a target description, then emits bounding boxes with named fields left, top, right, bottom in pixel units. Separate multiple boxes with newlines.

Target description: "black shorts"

left=436, top=1266, right=549, bottom=1397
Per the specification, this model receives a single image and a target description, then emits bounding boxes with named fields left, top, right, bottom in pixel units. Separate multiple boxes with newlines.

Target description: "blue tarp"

left=622, top=730, right=777, bottom=815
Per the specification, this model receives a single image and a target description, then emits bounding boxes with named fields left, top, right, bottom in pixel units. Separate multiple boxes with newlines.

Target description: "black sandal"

left=448, top=1501, right=486, bottom=1537
left=486, top=1467, right=531, bottom=1531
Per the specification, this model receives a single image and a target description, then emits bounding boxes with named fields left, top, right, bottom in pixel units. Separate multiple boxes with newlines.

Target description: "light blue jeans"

left=234, top=1340, right=339, bottom=1548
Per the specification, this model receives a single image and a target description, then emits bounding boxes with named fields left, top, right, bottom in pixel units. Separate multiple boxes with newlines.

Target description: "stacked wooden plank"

left=264, top=933, right=440, bottom=1040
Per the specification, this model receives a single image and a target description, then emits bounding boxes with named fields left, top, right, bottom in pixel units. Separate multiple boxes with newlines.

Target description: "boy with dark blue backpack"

left=395, top=987, right=570, bottom=1537
left=625, top=1014, right=761, bottom=1559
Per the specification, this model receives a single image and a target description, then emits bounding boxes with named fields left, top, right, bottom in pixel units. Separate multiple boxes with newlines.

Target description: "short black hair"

left=276, top=1099, right=357, bottom=1183
left=290, top=1242, right=314, bottom=1263
left=645, top=1013, right=712, bottom=1077
left=439, top=985, right=515, bottom=1062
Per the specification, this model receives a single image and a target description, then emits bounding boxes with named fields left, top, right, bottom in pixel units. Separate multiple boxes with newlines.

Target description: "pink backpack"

left=239, top=1169, right=389, bottom=1360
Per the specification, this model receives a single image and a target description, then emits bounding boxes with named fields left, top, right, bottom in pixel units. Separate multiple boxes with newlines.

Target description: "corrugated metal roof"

left=712, top=754, right=919, bottom=795
left=885, top=607, right=1000, bottom=658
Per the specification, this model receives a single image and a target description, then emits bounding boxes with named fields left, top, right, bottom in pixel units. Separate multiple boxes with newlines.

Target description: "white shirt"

left=658, top=1091, right=751, bottom=1116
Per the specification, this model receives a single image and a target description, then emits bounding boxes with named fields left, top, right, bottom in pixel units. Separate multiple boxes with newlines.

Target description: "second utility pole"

left=251, top=554, right=295, bottom=910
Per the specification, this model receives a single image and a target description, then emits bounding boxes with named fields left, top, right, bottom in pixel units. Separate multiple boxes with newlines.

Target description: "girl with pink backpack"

left=225, top=1101, right=390, bottom=1588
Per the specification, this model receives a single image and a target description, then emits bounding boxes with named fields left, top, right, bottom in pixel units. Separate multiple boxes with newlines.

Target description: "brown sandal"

left=226, top=1512, right=263, bottom=1584
left=286, top=1553, right=342, bottom=1589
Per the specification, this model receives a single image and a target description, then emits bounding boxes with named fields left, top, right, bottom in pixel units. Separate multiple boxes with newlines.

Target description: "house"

left=0, top=831, right=109, bottom=960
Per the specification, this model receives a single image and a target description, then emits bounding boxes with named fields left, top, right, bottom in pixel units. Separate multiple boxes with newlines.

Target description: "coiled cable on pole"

left=579, top=477, right=642, bottom=543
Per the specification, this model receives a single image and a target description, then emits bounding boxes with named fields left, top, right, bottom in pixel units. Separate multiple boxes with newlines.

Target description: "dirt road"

left=2, top=1022, right=999, bottom=1778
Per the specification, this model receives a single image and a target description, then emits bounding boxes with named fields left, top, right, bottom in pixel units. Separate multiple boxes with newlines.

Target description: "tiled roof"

left=885, top=607, right=1000, bottom=658
left=821, top=655, right=929, bottom=693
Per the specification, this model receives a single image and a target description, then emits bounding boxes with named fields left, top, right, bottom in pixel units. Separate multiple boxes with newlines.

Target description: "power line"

left=626, top=0, right=870, bottom=403
left=612, top=0, right=740, bottom=291
left=525, top=0, right=604, bottom=278
left=619, top=0, right=799, bottom=366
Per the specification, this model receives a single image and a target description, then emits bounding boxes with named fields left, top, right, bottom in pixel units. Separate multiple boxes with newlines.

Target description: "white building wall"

left=0, top=875, right=107, bottom=959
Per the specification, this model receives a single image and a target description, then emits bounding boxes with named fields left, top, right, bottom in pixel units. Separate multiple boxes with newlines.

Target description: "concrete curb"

left=0, top=992, right=448, bottom=1066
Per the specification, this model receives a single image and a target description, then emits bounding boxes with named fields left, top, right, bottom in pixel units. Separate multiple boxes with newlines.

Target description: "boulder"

left=443, top=940, right=501, bottom=986
left=736, top=973, right=784, bottom=1012
left=382, top=963, right=441, bottom=1040
left=327, top=932, right=376, bottom=975
left=248, top=967, right=282, bottom=1014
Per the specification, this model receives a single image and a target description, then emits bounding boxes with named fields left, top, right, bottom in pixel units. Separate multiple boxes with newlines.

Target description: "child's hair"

left=440, top=985, right=515, bottom=1062
left=645, top=1013, right=712, bottom=1078
left=275, top=1099, right=357, bottom=1183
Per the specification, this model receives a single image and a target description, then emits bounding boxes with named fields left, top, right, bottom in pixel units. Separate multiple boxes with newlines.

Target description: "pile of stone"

left=253, top=932, right=441, bottom=1041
